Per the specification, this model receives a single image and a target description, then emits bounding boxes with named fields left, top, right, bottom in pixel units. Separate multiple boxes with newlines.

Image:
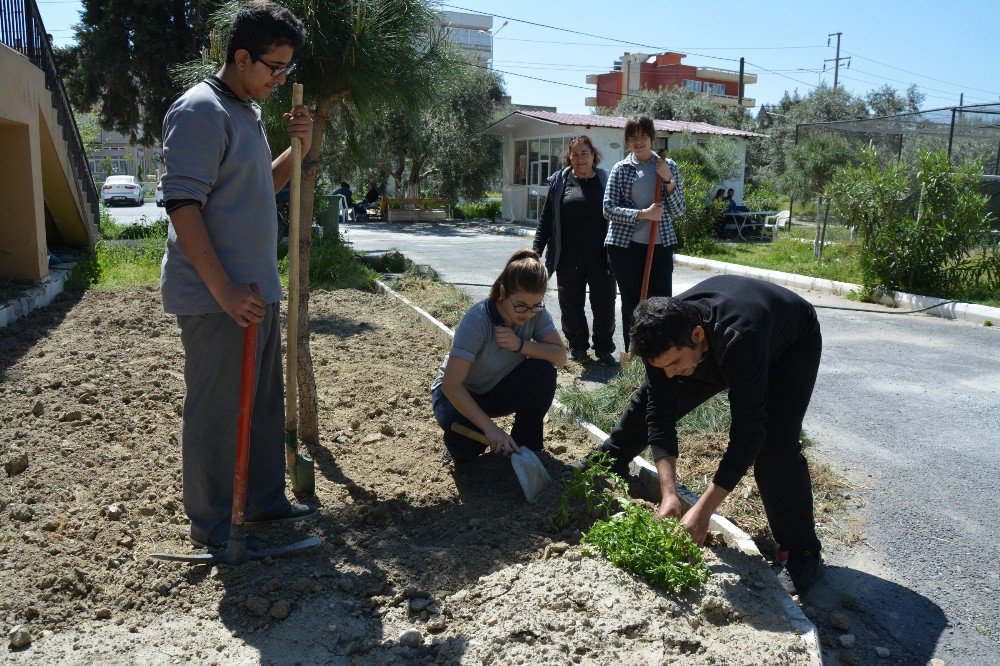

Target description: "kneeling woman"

left=431, top=249, right=568, bottom=461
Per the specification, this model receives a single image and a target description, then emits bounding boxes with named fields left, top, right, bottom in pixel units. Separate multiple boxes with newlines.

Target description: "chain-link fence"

left=797, top=103, right=1000, bottom=227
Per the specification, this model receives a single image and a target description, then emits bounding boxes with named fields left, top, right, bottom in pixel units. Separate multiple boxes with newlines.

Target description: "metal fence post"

left=23, top=0, right=35, bottom=64
left=947, top=108, right=956, bottom=162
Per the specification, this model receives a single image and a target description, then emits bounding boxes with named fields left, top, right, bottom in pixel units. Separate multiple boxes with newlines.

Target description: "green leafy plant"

left=453, top=200, right=502, bottom=221
left=582, top=504, right=710, bottom=594
left=984, top=320, right=993, bottom=327
left=554, top=451, right=627, bottom=527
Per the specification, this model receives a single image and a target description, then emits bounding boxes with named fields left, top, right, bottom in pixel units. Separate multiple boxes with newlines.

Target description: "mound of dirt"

left=1, top=286, right=811, bottom=664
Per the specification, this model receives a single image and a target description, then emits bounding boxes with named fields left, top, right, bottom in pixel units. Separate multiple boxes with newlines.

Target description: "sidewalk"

left=489, top=220, right=999, bottom=326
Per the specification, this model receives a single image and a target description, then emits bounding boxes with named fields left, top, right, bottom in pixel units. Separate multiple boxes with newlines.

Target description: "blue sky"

left=38, top=0, right=1000, bottom=113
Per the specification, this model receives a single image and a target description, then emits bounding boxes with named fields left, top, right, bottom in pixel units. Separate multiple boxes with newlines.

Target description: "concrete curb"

left=492, top=221, right=998, bottom=326
left=0, top=263, right=76, bottom=329
left=374, top=278, right=822, bottom=663
left=672, top=254, right=999, bottom=326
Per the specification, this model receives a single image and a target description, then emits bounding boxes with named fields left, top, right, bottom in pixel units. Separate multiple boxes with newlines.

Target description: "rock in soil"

left=829, top=610, right=852, bottom=631
left=398, top=628, right=423, bottom=647
left=8, top=626, right=31, bottom=649
left=4, top=451, right=29, bottom=476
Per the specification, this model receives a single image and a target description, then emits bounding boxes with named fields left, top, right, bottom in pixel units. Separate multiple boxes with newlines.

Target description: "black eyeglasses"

left=255, top=57, right=296, bottom=78
left=511, top=302, right=545, bottom=314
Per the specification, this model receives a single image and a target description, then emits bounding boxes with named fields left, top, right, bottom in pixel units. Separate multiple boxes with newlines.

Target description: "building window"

left=705, top=82, right=726, bottom=95
left=682, top=79, right=701, bottom=93
left=514, top=140, right=528, bottom=185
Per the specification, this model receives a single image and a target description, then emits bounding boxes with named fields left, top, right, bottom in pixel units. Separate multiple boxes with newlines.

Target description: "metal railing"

left=1, top=0, right=100, bottom=229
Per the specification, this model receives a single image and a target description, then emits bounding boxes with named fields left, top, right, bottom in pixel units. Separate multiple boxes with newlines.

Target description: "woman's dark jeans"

left=607, top=242, right=674, bottom=352
left=432, top=358, right=557, bottom=462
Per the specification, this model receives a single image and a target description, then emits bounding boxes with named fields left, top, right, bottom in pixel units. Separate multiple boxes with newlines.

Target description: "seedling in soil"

left=553, top=452, right=709, bottom=594
left=582, top=503, right=710, bottom=594
left=840, top=594, right=858, bottom=611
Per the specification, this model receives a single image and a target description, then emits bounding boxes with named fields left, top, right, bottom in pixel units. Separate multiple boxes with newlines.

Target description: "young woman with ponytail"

left=430, top=249, right=567, bottom=462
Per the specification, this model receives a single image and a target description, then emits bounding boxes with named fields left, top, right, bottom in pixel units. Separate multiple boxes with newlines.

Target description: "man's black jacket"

left=645, top=275, right=820, bottom=490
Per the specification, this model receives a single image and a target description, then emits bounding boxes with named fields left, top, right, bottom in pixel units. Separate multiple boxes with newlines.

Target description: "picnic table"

left=724, top=210, right=779, bottom=241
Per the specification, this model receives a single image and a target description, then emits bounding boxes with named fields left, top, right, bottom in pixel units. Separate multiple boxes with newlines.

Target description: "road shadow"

left=806, top=564, right=949, bottom=665
left=345, top=220, right=526, bottom=241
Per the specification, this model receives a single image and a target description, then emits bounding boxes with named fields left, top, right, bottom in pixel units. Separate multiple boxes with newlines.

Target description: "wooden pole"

left=285, top=83, right=303, bottom=466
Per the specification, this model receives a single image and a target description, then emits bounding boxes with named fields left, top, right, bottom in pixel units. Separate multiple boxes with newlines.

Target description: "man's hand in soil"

left=654, top=491, right=682, bottom=520
left=217, top=282, right=265, bottom=328
left=484, top=422, right=520, bottom=457
left=680, top=506, right=712, bottom=546
left=494, top=326, right=523, bottom=352
left=283, top=104, right=314, bottom=155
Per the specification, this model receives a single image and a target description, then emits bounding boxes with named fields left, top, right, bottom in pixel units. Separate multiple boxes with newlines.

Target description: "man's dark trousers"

left=600, top=330, right=823, bottom=554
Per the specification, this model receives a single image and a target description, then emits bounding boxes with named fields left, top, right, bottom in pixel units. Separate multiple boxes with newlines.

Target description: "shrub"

left=672, top=163, right=722, bottom=254
left=291, top=235, right=380, bottom=290
left=743, top=181, right=786, bottom=212
left=453, top=200, right=502, bottom=221
left=829, top=146, right=997, bottom=300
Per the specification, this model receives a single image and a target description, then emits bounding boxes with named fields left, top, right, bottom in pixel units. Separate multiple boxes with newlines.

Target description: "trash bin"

left=315, top=194, right=345, bottom=240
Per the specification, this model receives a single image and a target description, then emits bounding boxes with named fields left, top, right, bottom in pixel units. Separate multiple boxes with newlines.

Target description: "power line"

left=847, top=67, right=997, bottom=104
left=744, top=60, right=818, bottom=90
left=843, top=49, right=1000, bottom=98
left=494, top=36, right=825, bottom=51
left=441, top=3, right=741, bottom=64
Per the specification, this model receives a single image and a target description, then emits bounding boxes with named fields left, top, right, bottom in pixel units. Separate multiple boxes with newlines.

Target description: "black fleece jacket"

left=645, top=275, right=821, bottom=491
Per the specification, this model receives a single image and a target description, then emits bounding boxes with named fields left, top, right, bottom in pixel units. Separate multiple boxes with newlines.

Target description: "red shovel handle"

left=639, top=172, right=664, bottom=302
left=231, top=322, right=258, bottom=529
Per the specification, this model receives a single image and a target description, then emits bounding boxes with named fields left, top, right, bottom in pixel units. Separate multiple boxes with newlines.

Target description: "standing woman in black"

left=533, top=136, right=617, bottom=366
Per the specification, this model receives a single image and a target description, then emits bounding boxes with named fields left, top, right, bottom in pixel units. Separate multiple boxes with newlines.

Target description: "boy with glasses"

left=160, top=1, right=315, bottom=551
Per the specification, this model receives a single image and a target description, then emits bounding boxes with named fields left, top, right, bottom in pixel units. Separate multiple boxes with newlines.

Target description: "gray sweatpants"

left=177, top=304, right=290, bottom=544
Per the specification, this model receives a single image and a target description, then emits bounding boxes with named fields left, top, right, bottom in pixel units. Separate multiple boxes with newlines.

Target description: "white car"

left=101, top=175, right=144, bottom=207
left=155, top=180, right=164, bottom=206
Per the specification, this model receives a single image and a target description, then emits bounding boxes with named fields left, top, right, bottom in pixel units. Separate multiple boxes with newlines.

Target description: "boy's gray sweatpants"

left=177, top=304, right=289, bottom=545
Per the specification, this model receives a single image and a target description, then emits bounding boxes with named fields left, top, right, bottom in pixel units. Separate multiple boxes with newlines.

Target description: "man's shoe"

left=775, top=549, right=822, bottom=596
left=595, top=352, right=618, bottom=368
left=246, top=503, right=318, bottom=526
left=569, top=349, right=593, bottom=364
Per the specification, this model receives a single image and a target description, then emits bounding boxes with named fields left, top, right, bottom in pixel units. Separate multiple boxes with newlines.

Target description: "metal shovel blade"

left=511, top=448, right=552, bottom=503
left=149, top=536, right=321, bottom=565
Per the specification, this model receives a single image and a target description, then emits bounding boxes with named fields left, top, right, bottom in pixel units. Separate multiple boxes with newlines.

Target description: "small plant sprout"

left=984, top=320, right=993, bottom=327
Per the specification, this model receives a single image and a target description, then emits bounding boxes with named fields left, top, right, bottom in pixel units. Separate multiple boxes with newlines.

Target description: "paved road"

left=104, top=200, right=167, bottom=226
left=343, top=220, right=1000, bottom=665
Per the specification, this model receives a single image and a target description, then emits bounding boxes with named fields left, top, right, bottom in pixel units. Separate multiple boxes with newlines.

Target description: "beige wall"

left=0, top=45, right=98, bottom=281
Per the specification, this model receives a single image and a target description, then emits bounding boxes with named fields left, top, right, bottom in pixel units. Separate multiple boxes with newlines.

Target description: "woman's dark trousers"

left=607, top=242, right=674, bottom=352
left=557, top=251, right=617, bottom=357
left=432, top=358, right=557, bottom=462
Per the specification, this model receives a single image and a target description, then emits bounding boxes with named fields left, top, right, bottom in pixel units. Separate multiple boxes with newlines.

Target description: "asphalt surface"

left=342, top=220, right=1000, bottom=665
left=104, top=200, right=167, bottom=225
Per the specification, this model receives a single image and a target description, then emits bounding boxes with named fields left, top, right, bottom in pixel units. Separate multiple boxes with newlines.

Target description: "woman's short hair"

left=562, top=135, right=602, bottom=167
left=490, top=249, right=548, bottom=301
left=226, top=0, right=308, bottom=63
left=624, top=115, right=656, bottom=145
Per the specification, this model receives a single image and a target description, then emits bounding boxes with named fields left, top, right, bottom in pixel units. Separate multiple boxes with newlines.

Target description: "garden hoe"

left=285, top=82, right=315, bottom=494
left=150, top=320, right=320, bottom=564
left=620, top=169, right=663, bottom=367
left=450, top=423, right=552, bottom=503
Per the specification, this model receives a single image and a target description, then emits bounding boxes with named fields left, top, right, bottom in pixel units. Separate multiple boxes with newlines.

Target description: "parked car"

left=101, top=175, right=144, bottom=207
left=155, top=180, right=164, bottom=206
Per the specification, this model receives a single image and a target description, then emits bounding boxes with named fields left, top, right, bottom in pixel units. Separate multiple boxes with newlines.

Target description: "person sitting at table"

left=431, top=249, right=568, bottom=463
left=710, top=189, right=727, bottom=237
left=355, top=181, right=380, bottom=219
left=724, top=188, right=739, bottom=212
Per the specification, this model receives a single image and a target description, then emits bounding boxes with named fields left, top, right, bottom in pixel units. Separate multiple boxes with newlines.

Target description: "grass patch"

left=390, top=265, right=474, bottom=329
left=278, top=235, right=380, bottom=291
left=698, top=235, right=864, bottom=284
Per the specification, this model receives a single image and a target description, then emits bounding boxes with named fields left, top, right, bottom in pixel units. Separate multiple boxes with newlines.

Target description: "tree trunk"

left=294, top=100, right=330, bottom=449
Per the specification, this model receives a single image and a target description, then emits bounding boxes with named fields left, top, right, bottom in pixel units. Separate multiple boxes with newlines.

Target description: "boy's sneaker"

left=775, top=548, right=822, bottom=596
left=246, top=503, right=317, bottom=526
left=569, top=349, right=592, bottom=364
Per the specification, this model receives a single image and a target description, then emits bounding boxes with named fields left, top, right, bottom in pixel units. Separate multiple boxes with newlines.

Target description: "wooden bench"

left=383, top=198, right=453, bottom=222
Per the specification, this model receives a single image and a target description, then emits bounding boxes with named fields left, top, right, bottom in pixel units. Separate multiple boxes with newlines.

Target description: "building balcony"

left=696, top=66, right=758, bottom=84
left=586, top=74, right=599, bottom=85
left=709, top=93, right=756, bottom=108
left=585, top=97, right=598, bottom=107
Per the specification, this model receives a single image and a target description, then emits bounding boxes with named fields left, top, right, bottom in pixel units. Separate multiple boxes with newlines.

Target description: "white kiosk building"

left=484, top=111, right=763, bottom=223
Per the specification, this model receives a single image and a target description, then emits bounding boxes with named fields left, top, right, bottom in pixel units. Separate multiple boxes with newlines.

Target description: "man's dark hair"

left=624, top=115, right=656, bottom=145
left=226, top=1, right=307, bottom=63
left=629, top=297, right=703, bottom=360
left=339, top=181, right=350, bottom=189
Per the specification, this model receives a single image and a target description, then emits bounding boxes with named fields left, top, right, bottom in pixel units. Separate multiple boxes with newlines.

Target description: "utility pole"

left=738, top=57, right=745, bottom=107
left=825, top=32, right=850, bottom=89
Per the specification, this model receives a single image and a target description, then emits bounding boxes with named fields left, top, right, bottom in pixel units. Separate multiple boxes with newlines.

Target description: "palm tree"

left=187, top=0, right=454, bottom=447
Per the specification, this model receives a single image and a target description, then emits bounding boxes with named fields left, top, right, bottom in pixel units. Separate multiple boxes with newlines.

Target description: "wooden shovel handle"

left=285, top=83, right=303, bottom=431
left=451, top=422, right=489, bottom=445
left=639, top=171, right=663, bottom=303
